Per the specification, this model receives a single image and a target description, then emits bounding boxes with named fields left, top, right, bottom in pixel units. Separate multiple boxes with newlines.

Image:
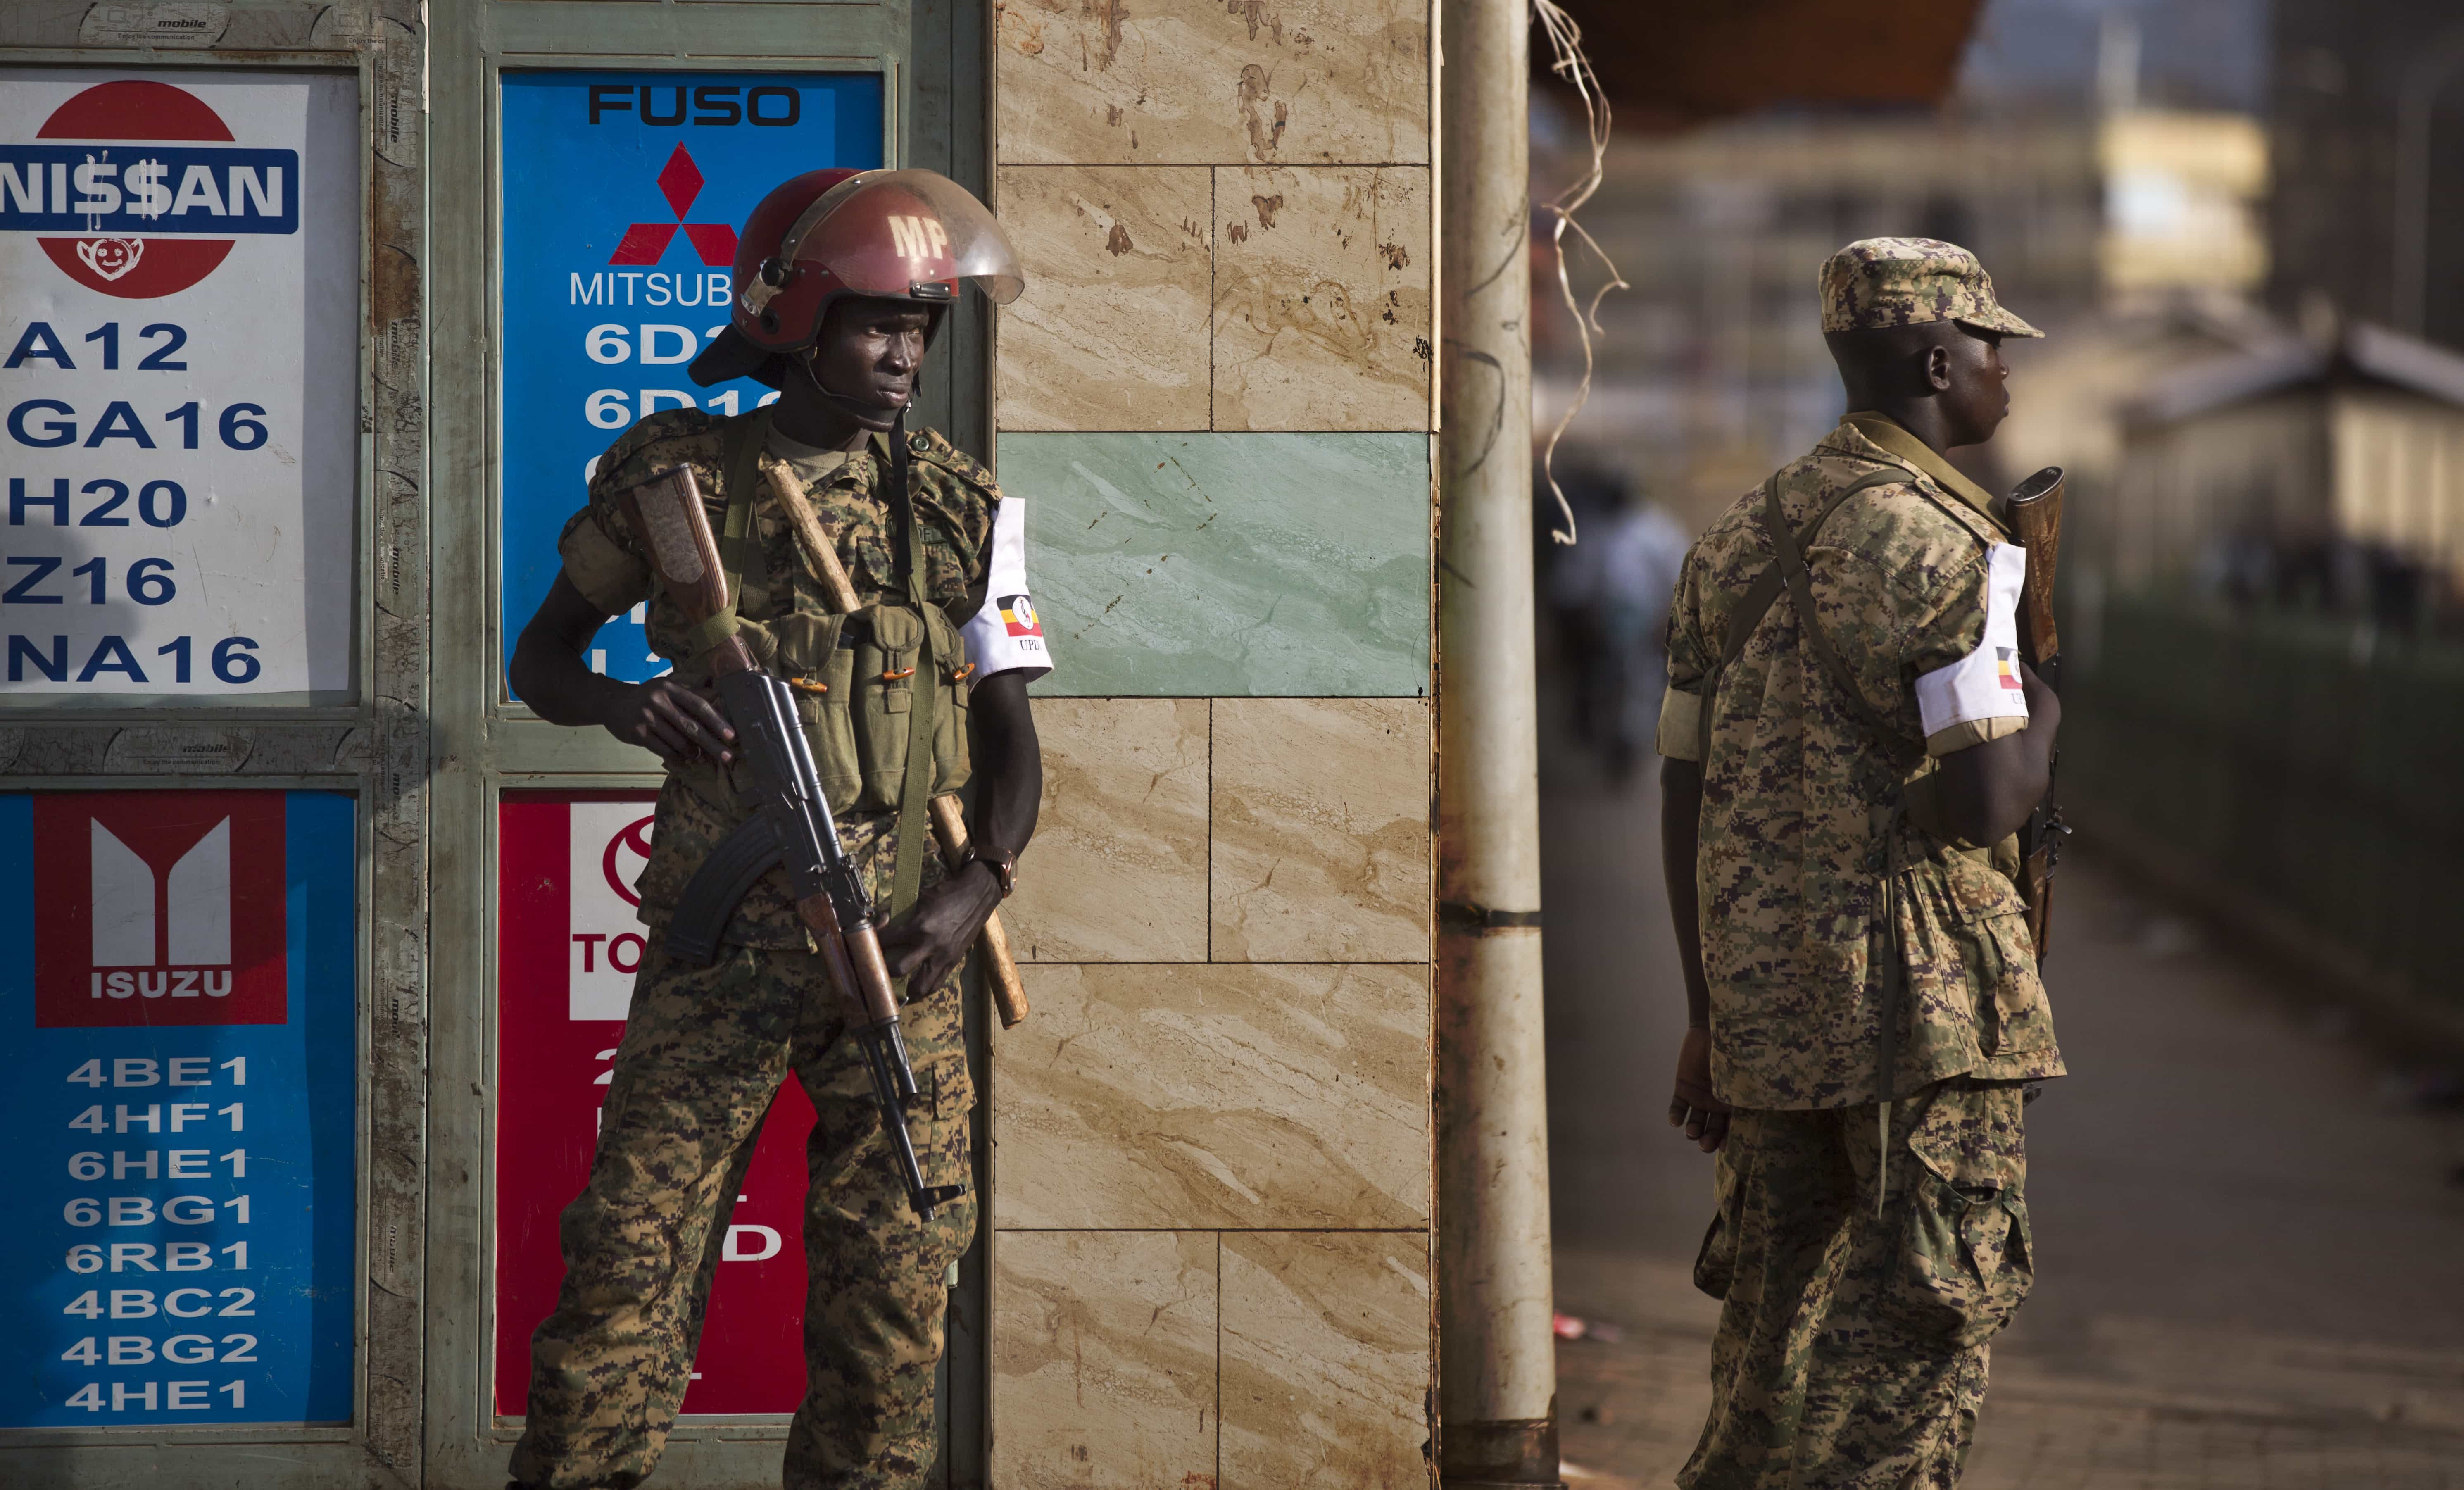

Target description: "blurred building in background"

left=2113, top=321, right=2464, bottom=621
left=2270, top=0, right=2464, bottom=352
left=1534, top=5, right=2269, bottom=533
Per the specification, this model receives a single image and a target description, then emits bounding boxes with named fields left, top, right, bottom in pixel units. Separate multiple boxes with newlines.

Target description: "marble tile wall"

left=987, top=2, right=1436, bottom=1483
left=1212, top=165, right=1433, bottom=432
left=994, top=8, right=1433, bottom=440
left=994, top=0, right=1430, bottom=169
left=994, top=166, right=1213, bottom=433
left=1221, top=1233, right=1433, bottom=1488
left=1002, top=698, right=1210, bottom=963
left=993, top=963, right=1430, bottom=1229
left=1210, top=698, right=1431, bottom=963
left=999, top=431, right=1431, bottom=698
left=992, top=1231, right=1220, bottom=1488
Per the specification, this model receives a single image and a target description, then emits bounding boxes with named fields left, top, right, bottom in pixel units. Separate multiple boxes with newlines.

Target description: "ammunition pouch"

left=771, top=601, right=971, bottom=812
left=664, top=410, right=973, bottom=826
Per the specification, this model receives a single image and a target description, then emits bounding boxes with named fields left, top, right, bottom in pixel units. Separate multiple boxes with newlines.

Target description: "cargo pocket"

left=774, top=611, right=861, bottom=810
left=923, top=602, right=974, bottom=797
left=1692, top=1145, right=1746, bottom=1301
left=851, top=603, right=923, bottom=811
left=1882, top=1083, right=2032, bottom=1349
left=1969, top=909, right=2054, bottom=1058
left=1931, top=857, right=2052, bottom=1060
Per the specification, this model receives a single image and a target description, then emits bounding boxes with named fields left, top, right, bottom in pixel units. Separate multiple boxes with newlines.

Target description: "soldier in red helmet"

left=505, top=168, right=1049, bottom=1490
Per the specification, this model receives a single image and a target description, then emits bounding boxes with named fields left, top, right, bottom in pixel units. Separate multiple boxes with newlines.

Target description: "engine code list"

left=0, top=791, right=355, bottom=1428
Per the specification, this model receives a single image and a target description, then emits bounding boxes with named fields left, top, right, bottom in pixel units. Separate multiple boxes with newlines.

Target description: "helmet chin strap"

left=792, top=348, right=914, bottom=434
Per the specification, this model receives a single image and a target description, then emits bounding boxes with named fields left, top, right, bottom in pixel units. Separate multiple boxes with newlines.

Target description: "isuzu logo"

left=31, top=794, right=288, bottom=1027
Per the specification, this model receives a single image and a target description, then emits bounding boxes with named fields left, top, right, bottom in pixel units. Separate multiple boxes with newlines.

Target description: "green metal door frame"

left=424, top=2, right=992, bottom=1485
left=0, top=2, right=433, bottom=1483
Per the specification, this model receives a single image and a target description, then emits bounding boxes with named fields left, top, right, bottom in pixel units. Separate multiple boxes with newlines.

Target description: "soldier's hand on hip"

left=599, top=678, right=736, bottom=766
left=876, top=864, right=1002, bottom=999
left=1669, top=1026, right=1731, bottom=1153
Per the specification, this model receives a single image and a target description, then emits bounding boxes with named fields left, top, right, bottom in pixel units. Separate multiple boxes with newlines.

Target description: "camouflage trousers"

left=1680, top=1080, right=2034, bottom=1490
left=509, top=940, right=977, bottom=1490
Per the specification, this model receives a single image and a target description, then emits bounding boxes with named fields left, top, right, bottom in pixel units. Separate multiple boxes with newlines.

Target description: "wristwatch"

left=965, top=843, right=1018, bottom=899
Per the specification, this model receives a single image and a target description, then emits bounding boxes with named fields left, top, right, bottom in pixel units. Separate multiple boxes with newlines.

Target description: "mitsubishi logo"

left=610, top=143, right=737, bottom=267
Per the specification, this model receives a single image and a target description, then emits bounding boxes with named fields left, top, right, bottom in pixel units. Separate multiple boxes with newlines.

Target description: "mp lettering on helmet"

left=0, top=79, right=300, bottom=299
left=887, top=213, right=947, bottom=262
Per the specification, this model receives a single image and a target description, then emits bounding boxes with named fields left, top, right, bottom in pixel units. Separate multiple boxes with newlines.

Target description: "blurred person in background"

left=1546, top=471, right=1690, bottom=783
left=1656, top=240, right=2063, bottom=1488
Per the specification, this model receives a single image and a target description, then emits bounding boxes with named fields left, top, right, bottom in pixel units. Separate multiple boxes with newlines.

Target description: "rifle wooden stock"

left=2004, top=465, right=2066, bottom=962
left=929, top=795, right=1030, bottom=1028
left=2005, top=465, right=2063, bottom=677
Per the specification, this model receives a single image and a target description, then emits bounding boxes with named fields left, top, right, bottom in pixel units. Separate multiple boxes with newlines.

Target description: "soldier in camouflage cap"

left=1655, top=239, right=2063, bottom=1488
left=1820, top=236, right=2043, bottom=340
left=504, top=169, right=1050, bottom=1490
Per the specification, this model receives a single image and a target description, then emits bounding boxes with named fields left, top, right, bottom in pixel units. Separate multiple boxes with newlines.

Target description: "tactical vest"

left=664, top=410, right=973, bottom=906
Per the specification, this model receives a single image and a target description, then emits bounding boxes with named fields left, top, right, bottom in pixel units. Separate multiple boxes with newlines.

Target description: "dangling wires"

left=1532, top=0, right=1629, bottom=547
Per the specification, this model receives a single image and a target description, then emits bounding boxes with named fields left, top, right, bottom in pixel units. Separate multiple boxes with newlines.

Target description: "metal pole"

left=1436, top=0, right=1562, bottom=1485
left=2393, top=25, right=2464, bottom=339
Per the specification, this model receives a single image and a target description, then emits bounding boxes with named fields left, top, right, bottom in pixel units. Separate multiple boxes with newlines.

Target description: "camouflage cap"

left=1819, top=237, right=2043, bottom=338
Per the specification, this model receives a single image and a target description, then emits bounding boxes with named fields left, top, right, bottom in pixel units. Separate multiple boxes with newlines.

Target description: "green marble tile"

left=999, top=432, right=1432, bottom=697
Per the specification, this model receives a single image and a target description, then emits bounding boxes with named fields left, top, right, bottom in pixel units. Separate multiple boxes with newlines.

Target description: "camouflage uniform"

left=1658, top=240, right=2063, bottom=1489
left=510, top=407, right=1013, bottom=1490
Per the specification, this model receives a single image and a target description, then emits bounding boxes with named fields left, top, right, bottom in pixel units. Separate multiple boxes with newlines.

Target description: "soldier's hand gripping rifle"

left=614, top=463, right=965, bottom=1220
left=2006, top=466, right=2071, bottom=962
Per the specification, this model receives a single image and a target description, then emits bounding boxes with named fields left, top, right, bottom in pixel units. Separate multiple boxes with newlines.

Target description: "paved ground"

left=1536, top=730, right=2464, bottom=1489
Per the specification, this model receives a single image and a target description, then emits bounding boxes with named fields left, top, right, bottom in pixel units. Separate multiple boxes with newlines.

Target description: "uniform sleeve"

left=1655, top=542, right=1709, bottom=761
left=554, top=438, right=662, bottom=616
left=558, top=505, right=652, bottom=616
left=958, top=495, right=1054, bottom=688
left=1900, top=542, right=2031, bottom=755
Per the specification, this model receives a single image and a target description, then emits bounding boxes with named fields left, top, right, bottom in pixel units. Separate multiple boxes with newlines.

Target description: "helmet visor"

left=795, top=169, right=1024, bottom=306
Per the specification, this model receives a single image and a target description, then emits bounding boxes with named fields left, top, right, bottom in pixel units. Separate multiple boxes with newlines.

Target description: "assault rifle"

left=2005, top=466, right=2070, bottom=962
left=614, top=463, right=965, bottom=1220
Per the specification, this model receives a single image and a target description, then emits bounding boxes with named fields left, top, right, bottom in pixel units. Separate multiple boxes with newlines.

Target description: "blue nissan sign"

left=498, top=71, right=884, bottom=688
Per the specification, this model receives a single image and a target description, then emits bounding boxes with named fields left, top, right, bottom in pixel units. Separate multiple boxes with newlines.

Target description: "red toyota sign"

left=495, top=792, right=813, bottom=1415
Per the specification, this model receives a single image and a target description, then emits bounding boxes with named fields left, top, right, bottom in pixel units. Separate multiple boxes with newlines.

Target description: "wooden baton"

left=764, top=458, right=1032, bottom=1028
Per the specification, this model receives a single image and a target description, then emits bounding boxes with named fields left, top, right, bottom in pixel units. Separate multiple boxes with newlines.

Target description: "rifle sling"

left=720, top=409, right=771, bottom=624
left=887, top=414, right=936, bottom=936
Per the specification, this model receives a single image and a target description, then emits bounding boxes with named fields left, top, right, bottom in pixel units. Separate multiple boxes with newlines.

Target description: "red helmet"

left=689, top=167, right=1024, bottom=388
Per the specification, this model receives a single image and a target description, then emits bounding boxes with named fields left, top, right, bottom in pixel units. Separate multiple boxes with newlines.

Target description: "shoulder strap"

left=1762, top=478, right=1901, bottom=743
left=673, top=409, right=773, bottom=657
left=720, top=407, right=771, bottom=605
left=1694, top=469, right=1901, bottom=764
left=888, top=418, right=938, bottom=933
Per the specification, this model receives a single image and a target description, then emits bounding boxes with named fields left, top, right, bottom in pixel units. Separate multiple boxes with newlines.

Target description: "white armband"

left=960, top=496, right=1054, bottom=687
left=1914, top=543, right=2029, bottom=753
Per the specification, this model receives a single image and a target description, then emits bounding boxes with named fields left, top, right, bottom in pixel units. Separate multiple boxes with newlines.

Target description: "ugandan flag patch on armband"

left=999, top=594, right=1042, bottom=638
left=1997, top=647, right=2022, bottom=691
